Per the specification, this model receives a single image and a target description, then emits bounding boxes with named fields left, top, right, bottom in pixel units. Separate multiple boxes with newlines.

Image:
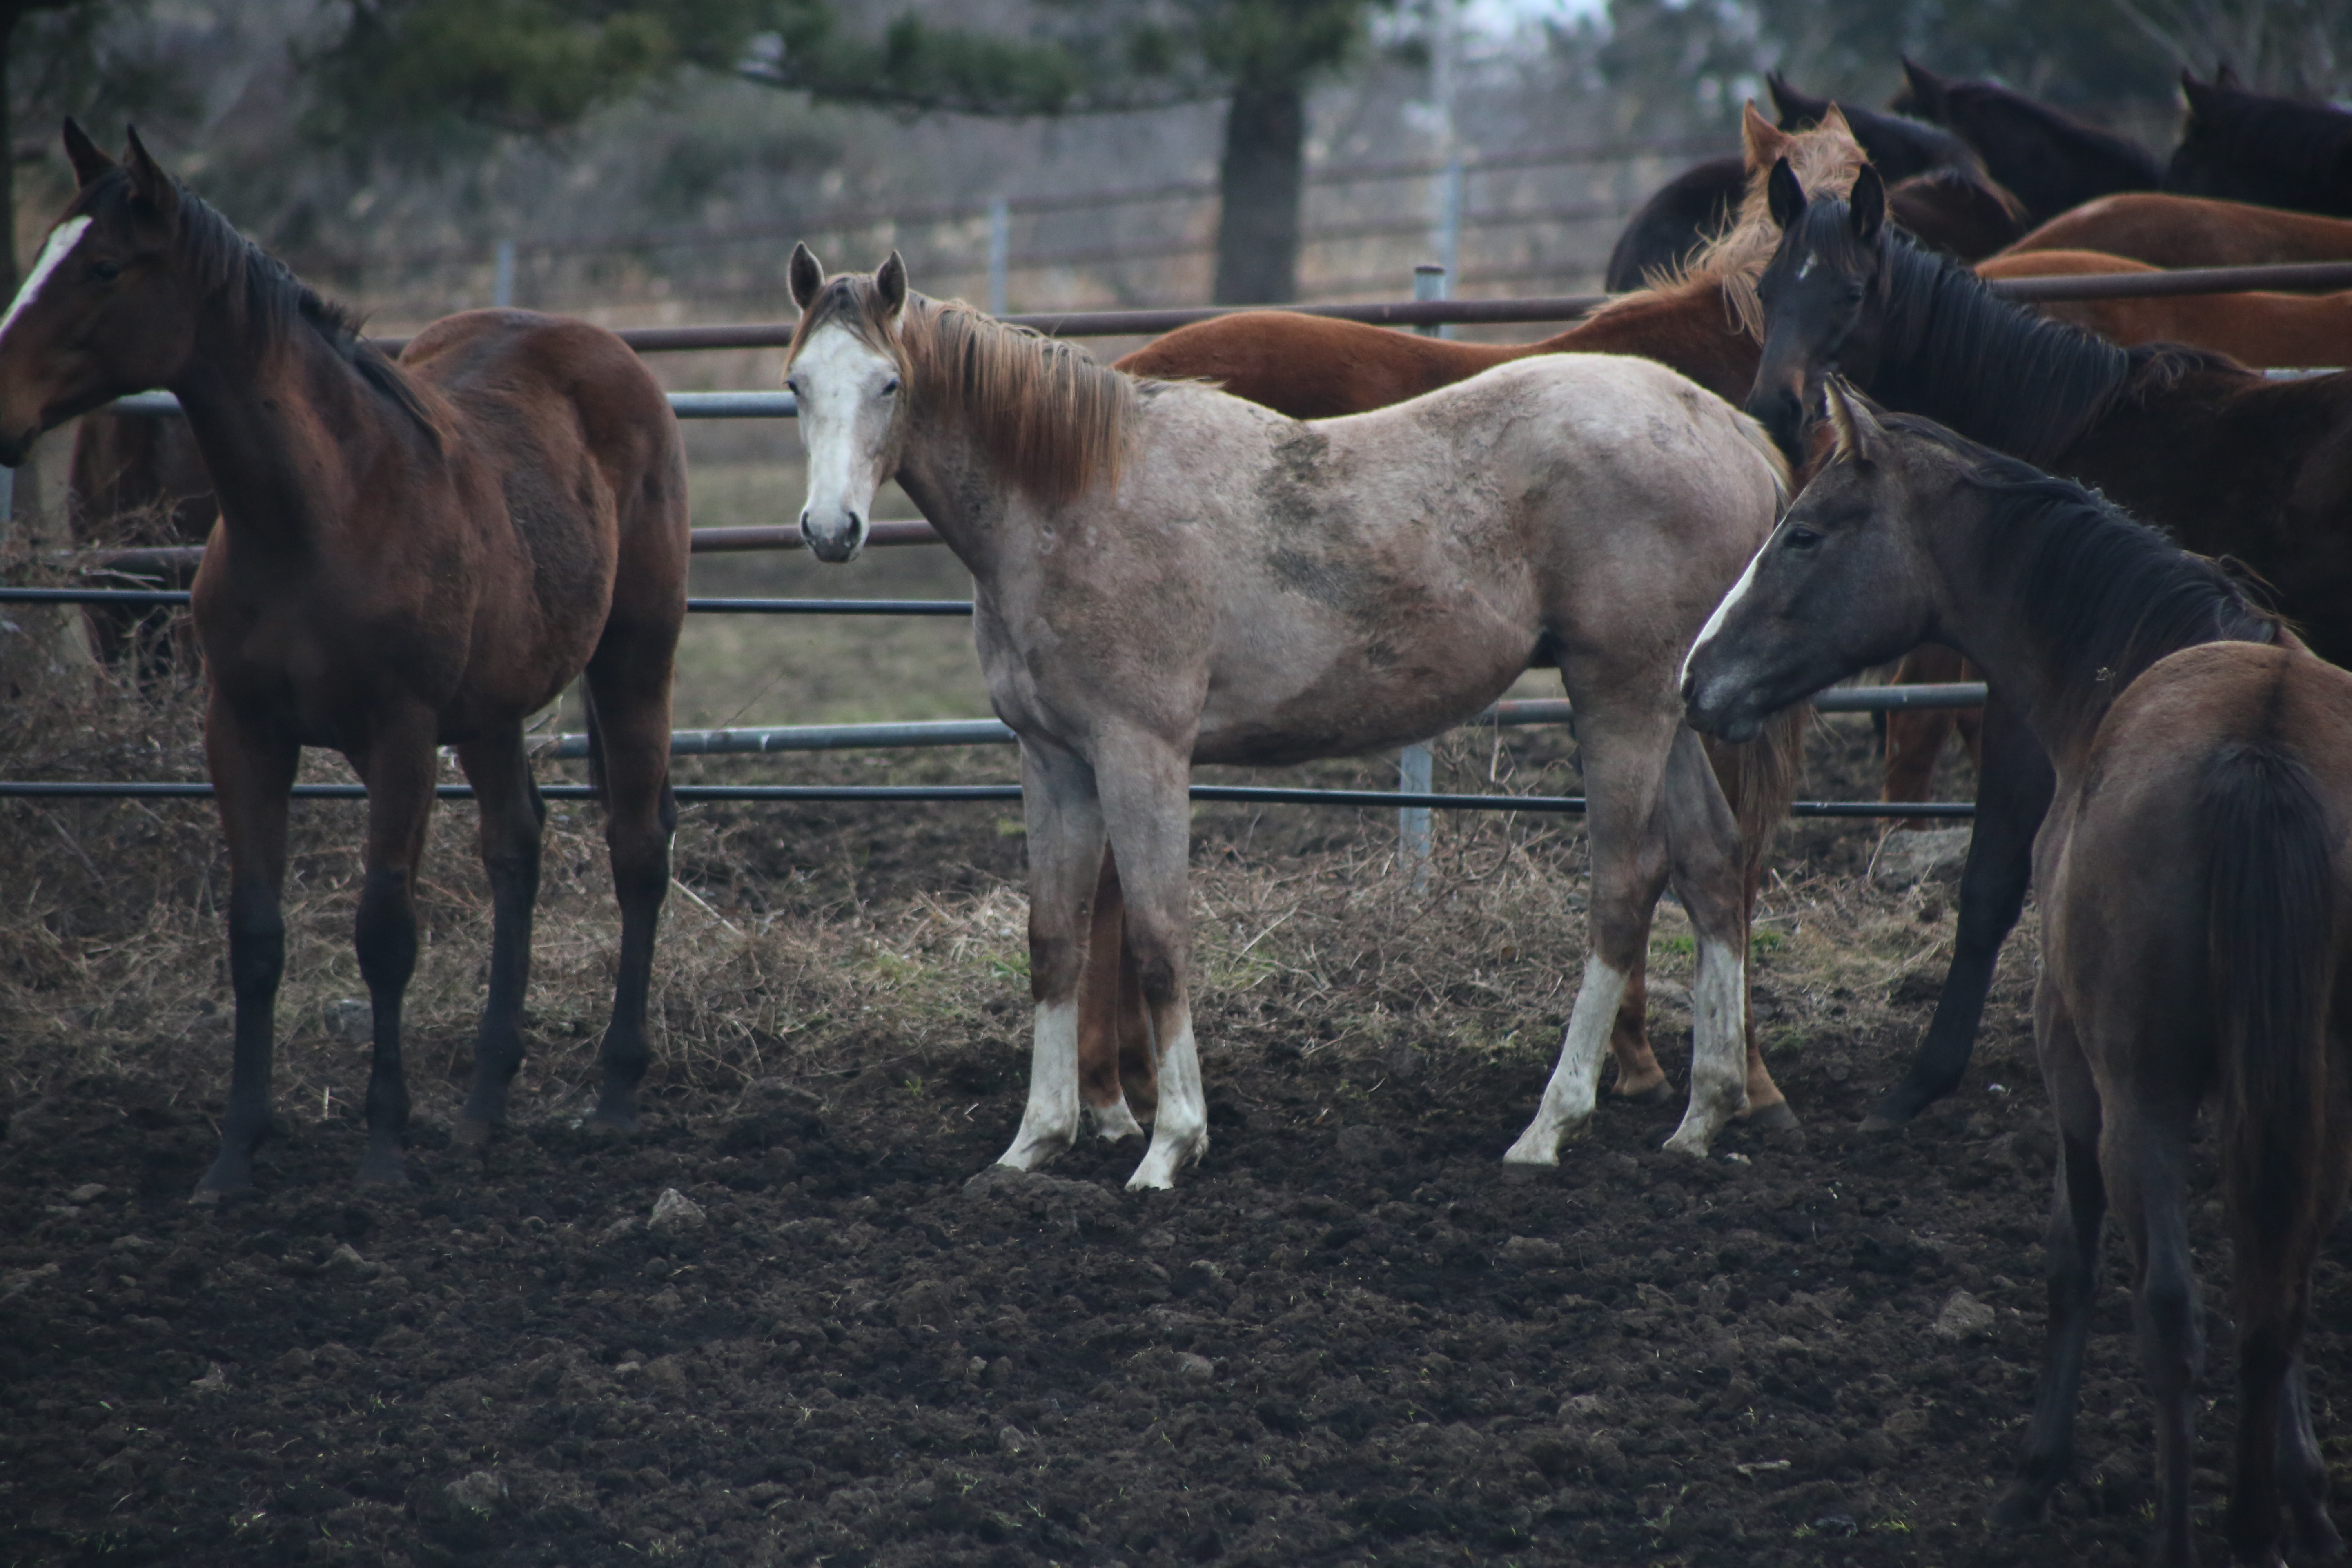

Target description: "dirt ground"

left=2, top=566, right=2345, bottom=1566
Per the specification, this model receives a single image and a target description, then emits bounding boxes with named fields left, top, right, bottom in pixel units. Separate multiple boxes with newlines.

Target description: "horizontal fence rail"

left=0, top=779, right=1974, bottom=818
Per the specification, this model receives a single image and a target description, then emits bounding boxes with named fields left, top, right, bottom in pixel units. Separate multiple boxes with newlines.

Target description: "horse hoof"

left=453, top=1116, right=500, bottom=1149
left=1610, top=1076, right=1677, bottom=1107
left=1738, top=1102, right=1805, bottom=1151
left=1988, top=1485, right=2047, bottom=1532
left=584, top=1109, right=640, bottom=1136
left=1856, top=1110, right=1909, bottom=1135
left=189, top=1185, right=228, bottom=1207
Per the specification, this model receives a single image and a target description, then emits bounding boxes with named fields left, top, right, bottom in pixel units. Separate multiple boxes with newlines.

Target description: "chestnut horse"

left=1098, top=102, right=1853, bottom=1135
left=2001, top=192, right=2352, bottom=274
left=1980, top=248, right=2352, bottom=367
left=1686, top=385, right=2352, bottom=1568
left=784, top=249, right=1795, bottom=1187
left=1744, top=160, right=2352, bottom=1134
left=0, top=125, right=690, bottom=1194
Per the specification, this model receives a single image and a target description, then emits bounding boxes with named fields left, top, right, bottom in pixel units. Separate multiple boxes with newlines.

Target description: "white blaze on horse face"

left=0, top=217, right=94, bottom=352
left=1664, top=937, right=1748, bottom=1156
left=791, top=321, right=899, bottom=562
left=1502, top=956, right=1627, bottom=1165
left=1679, top=539, right=1767, bottom=689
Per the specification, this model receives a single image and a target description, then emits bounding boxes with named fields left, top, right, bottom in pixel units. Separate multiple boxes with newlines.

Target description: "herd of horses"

left=15, top=59, right=2352, bottom=1556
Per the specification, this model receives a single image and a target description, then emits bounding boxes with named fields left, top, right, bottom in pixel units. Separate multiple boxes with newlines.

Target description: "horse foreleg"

left=1506, top=699, right=1674, bottom=1166
left=1092, top=732, right=1207, bottom=1191
left=1995, top=1002, right=2105, bottom=1531
left=584, top=642, right=678, bottom=1134
left=1653, top=727, right=1754, bottom=1156
left=1865, top=696, right=2053, bottom=1130
left=454, top=725, right=546, bottom=1145
left=196, top=700, right=298, bottom=1199
left=1882, top=644, right=1969, bottom=811
left=999, top=739, right=1107, bottom=1172
left=1075, top=849, right=1149, bottom=1140
left=350, top=717, right=440, bottom=1185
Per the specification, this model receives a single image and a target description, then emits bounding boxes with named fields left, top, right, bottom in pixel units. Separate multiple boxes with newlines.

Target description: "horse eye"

left=89, top=260, right=121, bottom=283
left=1785, top=526, right=1822, bottom=549
left=880, top=377, right=900, bottom=397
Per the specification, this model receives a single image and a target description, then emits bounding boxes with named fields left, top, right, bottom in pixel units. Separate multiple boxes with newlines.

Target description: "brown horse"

left=1744, top=159, right=2352, bottom=1139
left=65, top=408, right=214, bottom=671
left=1686, top=384, right=2352, bottom=1568
left=1091, top=102, right=1855, bottom=1135
left=1976, top=249, right=2352, bottom=368
left=0, top=125, right=691, bottom=1194
left=2001, top=191, right=2352, bottom=273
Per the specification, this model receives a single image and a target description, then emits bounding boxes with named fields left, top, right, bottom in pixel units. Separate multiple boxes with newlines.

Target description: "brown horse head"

left=1682, top=380, right=1943, bottom=739
left=0, top=123, right=198, bottom=462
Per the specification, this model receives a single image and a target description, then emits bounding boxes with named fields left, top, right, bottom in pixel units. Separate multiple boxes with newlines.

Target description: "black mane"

left=1895, top=414, right=2276, bottom=694
left=1811, top=208, right=2129, bottom=466
left=78, top=168, right=437, bottom=440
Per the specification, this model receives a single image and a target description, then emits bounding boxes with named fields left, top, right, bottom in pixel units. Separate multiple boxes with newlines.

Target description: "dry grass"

left=0, top=478, right=2028, bottom=1150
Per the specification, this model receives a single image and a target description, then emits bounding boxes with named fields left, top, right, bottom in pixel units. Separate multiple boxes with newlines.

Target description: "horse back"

left=399, top=310, right=688, bottom=628
left=2003, top=193, right=2352, bottom=274
left=1113, top=313, right=1509, bottom=419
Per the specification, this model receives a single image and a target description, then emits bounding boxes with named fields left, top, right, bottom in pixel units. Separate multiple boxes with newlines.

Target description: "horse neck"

left=889, top=406, right=1018, bottom=583
left=1558, top=285, right=1758, bottom=403
left=169, top=307, right=414, bottom=555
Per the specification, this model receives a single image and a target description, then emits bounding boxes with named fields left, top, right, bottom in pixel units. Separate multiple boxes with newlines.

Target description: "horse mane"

left=77, top=168, right=437, bottom=441
left=1595, top=115, right=1869, bottom=338
left=1888, top=415, right=2276, bottom=722
left=788, top=275, right=1138, bottom=508
left=1842, top=212, right=2137, bottom=467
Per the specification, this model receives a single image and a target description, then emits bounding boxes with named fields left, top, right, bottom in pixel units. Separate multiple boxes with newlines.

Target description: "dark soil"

left=3, top=719, right=2344, bottom=1568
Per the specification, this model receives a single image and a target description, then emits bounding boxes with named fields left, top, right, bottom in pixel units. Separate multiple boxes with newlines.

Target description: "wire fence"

left=19, top=254, right=2339, bottom=823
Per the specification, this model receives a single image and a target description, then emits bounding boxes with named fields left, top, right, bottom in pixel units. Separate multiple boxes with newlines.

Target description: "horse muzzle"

left=800, top=507, right=868, bottom=564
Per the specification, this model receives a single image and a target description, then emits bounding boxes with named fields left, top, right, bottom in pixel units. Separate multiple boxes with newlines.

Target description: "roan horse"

left=782, top=247, right=1793, bottom=1188
left=1685, top=383, right=2352, bottom=1568
left=1743, top=158, right=2352, bottom=1129
left=0, top=125, right=690, bottom=1194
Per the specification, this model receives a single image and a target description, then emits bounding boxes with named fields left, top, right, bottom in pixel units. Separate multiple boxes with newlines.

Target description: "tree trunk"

left=1213, top=82, right=1304, bottom=305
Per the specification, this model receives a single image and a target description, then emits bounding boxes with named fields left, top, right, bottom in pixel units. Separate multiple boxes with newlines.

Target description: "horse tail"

left=2204, top=735, right=2334, bottom=1314
left=581, top=679, right=610, bottom=809
left=1706, top=703, right=1807, bottom=888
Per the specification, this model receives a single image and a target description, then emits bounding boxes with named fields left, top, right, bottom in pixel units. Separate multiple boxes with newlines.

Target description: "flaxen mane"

left=1592, top=111, right=1869, bottom=339
left=787, top=276, right=1138, bottom=507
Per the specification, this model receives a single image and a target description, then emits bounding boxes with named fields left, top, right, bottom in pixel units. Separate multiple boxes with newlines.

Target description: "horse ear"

left=1898, top=58, right=1946, bottom=120
left=1766, top=72, right=1804, bottom=131
left=1823, top=376, right=1885, bottom=465
left=1849, top=164, right=1886, bottom=247
left=1767, top=156, right=1807, bottom=232
left=62, top=118, right=114, bottom=187
left=789, top=243, right=824, bottom=312
left=2180, top=69, right=2217, bottom=116
left=121, top=125, right=177, bottom=220
left=1741, top=101, right=1789, bottom=172
left=1817, top=102, right=1854, bottom=142
left=2215, top=61, right=2243, bottom=89
left=875, top=251, right=908, bottom=320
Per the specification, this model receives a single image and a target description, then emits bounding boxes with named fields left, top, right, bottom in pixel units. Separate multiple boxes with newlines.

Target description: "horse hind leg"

left=454, top=725, right=547, bottom=1146
left=2109, top=1106, right=2206, bottom=1568
left=349, top=713, right=442, bottom=1185
left=582, top=633, right=678, bottom=1134
left=1075, top=849, right=1148, bottom=1141
left=195, top=702, right=298, bottom=1199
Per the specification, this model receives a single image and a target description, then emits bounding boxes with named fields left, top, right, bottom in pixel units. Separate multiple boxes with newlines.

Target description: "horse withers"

left=782, top=246, right=1798, bottom=1189
left=0, top=125, right=690, bottom=1194
left=1685, top=383, right=2352, bottom=1568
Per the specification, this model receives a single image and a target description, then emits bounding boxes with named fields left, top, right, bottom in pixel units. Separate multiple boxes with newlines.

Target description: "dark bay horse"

left=2169, top=67, right=2352, bottom=218
left=1743, top=160, right=2352, bottom=1131
left=1891, top=60, right=2162, bottom=223
left=1767, top=72, right=1988, bottom=185
left=784, top=249, right=1793, bottom=1187
left=0, top=125, right=690, bottom=1194
left=1685, top=384, right=2352, bottom=1568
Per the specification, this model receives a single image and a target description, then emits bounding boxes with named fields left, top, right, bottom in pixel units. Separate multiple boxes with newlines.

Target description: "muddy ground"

left=2, top=706, right=2345, bottom=1568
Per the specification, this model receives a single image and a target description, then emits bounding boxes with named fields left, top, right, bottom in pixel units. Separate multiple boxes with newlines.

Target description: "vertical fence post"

left=493, top=240, right=517, bottom=309
left=1397, top=262, right=1446, bottom=891
left=987, top=199, right=1010, bottom=318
